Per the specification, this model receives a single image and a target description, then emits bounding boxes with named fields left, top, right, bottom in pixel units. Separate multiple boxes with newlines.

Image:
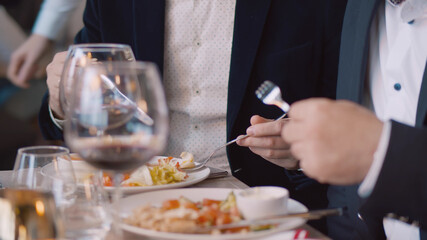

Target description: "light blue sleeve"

left=32, top=0, right=84, bottom=40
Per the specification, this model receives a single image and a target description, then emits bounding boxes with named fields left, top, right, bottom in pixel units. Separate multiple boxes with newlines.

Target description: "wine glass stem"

left=111, top=172, right=124, bottom=238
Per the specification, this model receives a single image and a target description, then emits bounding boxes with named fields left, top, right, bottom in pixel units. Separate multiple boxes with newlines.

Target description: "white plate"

left=44, top=157, right=210, bottom=195
left=118, top=188, right=307, bottom=240
left=108, top=167, right=210, bottom=194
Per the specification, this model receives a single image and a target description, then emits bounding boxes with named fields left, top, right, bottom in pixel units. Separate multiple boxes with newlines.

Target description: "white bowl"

left=236, top=186, right=289, bottom=220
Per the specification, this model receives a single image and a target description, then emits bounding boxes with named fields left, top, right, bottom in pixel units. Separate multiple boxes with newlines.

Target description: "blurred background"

left=0, top=0, right=85, bottom=170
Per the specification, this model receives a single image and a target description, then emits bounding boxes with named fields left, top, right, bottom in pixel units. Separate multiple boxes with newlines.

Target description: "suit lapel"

left=336, top=0, right=381, bottom=103
left=227, top=0, right=271, bottom=139
left=416, top=62, right=427, bottom=127
left=132, top=0, right=166, bottom=73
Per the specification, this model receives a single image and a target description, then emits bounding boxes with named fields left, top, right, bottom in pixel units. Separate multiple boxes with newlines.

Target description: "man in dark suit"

left=39, top=0, right=347, bottom=232
left=281, top=0, right=427, bottom=239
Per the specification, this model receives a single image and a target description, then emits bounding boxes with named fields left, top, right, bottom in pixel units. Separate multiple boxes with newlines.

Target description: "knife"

left=196, top=208, right=343, bottom=233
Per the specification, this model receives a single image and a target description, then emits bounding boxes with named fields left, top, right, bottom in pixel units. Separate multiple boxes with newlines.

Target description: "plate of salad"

left=46, top=154, right=210, bottom=194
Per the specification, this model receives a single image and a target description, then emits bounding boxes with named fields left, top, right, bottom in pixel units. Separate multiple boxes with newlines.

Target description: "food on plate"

left=124, top=192, right=274, bottom=234
left=179, top=152, right=196, bottom=169
left=146, top=157, right=188, bottom=185
left=70, top=153, right=83, bottom=160
left=103, top=157, right=188, bottom=187
left=121, top=165, right=153, bottom=186
left=75, top=152, right=194, bottom=187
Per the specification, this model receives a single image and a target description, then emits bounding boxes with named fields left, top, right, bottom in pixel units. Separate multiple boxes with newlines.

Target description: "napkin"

left=207, top=167, right=229, bottom=179
left=383, top=218, right=420, bottom=240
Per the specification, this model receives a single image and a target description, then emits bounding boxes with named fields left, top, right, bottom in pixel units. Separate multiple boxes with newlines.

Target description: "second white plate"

left=118, top=188, right=307, bottom=240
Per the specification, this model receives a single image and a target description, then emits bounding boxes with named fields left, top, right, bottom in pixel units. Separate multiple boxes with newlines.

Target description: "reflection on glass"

left=60, top=43, right=135, bottom=116
left=0, top=189, right=65, bottom=240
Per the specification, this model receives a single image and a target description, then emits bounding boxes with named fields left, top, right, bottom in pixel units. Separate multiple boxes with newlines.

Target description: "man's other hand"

left=282, top=98, right=383, bottom=185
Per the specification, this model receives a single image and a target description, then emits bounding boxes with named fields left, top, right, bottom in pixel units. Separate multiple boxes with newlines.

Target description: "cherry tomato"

left=102, top=174, right=113, bottom=186
left=202, top=199, right=221, bottom=207
left=216, top=213, right=232, bottom=225
left=162, top=199, right=180, bottom=210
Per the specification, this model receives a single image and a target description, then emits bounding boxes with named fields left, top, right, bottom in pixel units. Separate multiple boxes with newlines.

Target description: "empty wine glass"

left=64, top=61, right=169, bottom=235
left=12, top=146, right=111, bottom=239
left=59, top=43, right=135, bottom=117
left=11, top=146, right=75, bottom=239
left=12, top=146, right=76, bottom=200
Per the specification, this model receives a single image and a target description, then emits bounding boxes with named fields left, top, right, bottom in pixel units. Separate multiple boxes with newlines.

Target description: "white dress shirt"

left=163, top=0, right=235, bottom=171
left=32, top=0, right=83, bottom=40
left=359, top=0, right=427, bottom=239
left=51, top=0, right=236, bottom=171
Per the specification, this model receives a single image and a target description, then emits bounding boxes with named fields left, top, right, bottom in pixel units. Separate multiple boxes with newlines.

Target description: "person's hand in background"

left=237, top=115, right=299, bottom=169
left=46, top=51, right=67, bottom=119
left=7, top=34, right=53, bottom=88
left=282, top=98, right=383, bottom=185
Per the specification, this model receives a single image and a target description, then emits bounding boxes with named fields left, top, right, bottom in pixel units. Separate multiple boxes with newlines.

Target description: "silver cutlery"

left=256, top=80, right=290, bottom=113
left=185, top=80, right=289, bottom=172
left=196, top=208, right=343, bottom=233
left=100, top=74, right=154, bottom=126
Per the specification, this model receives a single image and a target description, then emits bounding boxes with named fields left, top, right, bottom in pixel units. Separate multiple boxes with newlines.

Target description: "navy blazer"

left=328, top=0, right=427, bottom=239
left=39, top=0, right=347, bottom=221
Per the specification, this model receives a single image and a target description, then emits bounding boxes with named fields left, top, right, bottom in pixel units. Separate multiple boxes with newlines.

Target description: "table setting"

left=0, top=160, right=331, bottom=240
left=0, top=43, right=333, bottom=240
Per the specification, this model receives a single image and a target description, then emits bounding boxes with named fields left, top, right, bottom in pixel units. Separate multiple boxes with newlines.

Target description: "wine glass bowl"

left=60, top=43, right=135, bottom=116
left=64, top=60, right=168, bottom=237
left=65, top=61, right=169, bottom=172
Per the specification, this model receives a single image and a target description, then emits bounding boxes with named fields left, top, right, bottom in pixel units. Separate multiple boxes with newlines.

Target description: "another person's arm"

left=38, top=51, right=67, bottom=140
left=7, top=0, right=82, bottom=88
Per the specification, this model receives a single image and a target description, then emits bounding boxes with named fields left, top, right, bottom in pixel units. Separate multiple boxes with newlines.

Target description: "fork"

left=185, top=80, right=290, bottom=172
left=256, top=80, right=290, bottom=113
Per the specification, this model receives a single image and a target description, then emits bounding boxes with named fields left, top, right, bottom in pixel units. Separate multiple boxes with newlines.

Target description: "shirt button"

left=194, top=125, right=199, bottom=130
left=195, top=89, right=200, bottom=94
left=394, top=83, right=401, bottom=91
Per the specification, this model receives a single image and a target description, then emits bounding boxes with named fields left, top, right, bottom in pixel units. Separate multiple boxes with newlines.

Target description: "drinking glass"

left=59, top=43, right=135, bottom=116
left=64, top=61, right=169, bottom=233
left=62, top=165, right=111, bottom=239
left=12, top=146, right=111, bottom=239
left=0, top=189, right=65, bottom=240
left=11, top=146, right=74, bottom=239
left=12, top=146, right=76, bottom=199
